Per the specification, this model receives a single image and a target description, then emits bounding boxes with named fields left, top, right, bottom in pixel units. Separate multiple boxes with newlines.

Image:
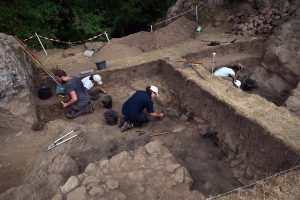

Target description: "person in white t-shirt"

left=213, top=64, right=242, bottom=81
left=81, top=74, right=106, bottom=99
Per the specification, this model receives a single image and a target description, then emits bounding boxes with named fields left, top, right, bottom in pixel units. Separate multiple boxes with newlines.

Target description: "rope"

left=22, top=32, right=106, bottom=44
left=152, top=7, right=196, bottom=27
left=206, top=161, right=300, bottom=200
left=23, top=35, right=37, bottom=42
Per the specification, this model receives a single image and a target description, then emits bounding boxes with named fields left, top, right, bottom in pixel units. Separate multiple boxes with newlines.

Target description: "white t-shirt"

left=81, top=76, right=94, bottom=90
left=213, top=67, right=235, bottom=77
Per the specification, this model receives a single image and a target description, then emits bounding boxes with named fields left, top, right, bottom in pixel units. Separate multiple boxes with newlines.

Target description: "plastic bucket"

left=243, top=78, right=256, bottom=91
left=55, top=86, right=66, bottom=95
left=103, top=110, right=118, bottom=126
left=38, top=86, right=52, bottom=100
left=100, top=95, right=112, bottom=109
left=95, top=60, right=106, bottom=70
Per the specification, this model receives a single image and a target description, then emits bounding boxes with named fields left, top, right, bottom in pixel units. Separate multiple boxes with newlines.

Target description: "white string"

left=206, top=162, right=300, bottom=200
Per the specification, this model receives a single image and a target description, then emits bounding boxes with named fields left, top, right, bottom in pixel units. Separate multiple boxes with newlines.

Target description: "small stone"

left=165, top=164, right=180, bottom=173
left=85, top=163, right=97, bottom=175
left=106, top=179, right=119, bottom=189
left=231, top=159, right=242, bottom=167
left=233, top=169, right=245, bottom=178
left=203, top=181, right=212, bottom=190
left=60, top=176, right=80, bottom=193
left=174, top=168, right=184, bottom=183
left=89, top=186, right=105, bottom=197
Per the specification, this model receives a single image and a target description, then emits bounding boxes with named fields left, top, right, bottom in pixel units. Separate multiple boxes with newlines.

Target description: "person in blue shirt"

left=118, top=86, right=164, bottom=132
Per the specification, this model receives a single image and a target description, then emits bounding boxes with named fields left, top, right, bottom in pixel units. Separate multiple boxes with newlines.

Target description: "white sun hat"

left=93, top=74, right=102, bottom=85
left=234, top=80, right=241, bottom=88
left=150, top=86, right=159, bottom=96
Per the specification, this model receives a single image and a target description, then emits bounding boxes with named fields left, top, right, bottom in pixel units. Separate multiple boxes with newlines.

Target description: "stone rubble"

left=226, top=6, right=297, bottom=36
left=50, top=140, right=205, bottom=200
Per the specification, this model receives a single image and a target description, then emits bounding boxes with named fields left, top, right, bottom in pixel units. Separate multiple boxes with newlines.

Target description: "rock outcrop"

left=0, top=33, right=38, bottom=130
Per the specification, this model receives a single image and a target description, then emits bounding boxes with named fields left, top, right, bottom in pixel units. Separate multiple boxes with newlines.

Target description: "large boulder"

left=0, top=33, right=38, bottom=130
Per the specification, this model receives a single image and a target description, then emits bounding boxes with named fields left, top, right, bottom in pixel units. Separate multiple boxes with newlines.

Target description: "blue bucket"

left=56, top=86, right=66, bottom=94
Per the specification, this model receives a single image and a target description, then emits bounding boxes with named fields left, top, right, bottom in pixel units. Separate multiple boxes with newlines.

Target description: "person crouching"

left=118, top=86, right=164, bottom=132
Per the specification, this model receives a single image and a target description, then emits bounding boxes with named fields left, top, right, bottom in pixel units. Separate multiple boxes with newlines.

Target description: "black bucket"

left=100, top=95, right=112, bottom=109
left=38, top=86, right=52, bottom=100
left=103, top=110, right=118, bottom=126
left=243, top=78, right=256, bottom=91
left=96, top=60, right=106, bottom=70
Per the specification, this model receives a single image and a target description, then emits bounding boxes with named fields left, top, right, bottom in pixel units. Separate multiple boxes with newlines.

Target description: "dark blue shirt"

left=65, top=77, right=90, bottom=106
left=122, top=90, right=154, bottom=120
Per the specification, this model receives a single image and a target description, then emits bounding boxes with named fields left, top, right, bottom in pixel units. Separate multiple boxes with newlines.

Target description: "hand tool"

left=182, top=63, right=205, bottom=79
left=149, top=131, right=167, bottom=137
left=56, top=94, right=65, bottom=98
left=201, top=39, right=237, bottom=44
left=165, top=57, right=203, bottom=65
left=44, top=126, right=85, bottom=151
left=136, top=130, right=145, bottom=136
left=14, top=37, right=62, bottom=87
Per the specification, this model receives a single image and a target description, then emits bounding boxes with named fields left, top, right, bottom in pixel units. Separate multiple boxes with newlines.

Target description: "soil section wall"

left=159, top=61, right=300, bottom=183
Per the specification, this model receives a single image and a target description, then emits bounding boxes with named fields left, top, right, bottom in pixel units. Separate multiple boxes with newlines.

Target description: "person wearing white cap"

left=233, top=80, right=241, bottom=88
left=118, top=85, right=164, bottom=132
left=81, top=74, right=106, bottom=100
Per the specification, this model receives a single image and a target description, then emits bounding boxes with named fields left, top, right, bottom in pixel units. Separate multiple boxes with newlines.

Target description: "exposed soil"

left=0, top=14, right=275, bottom=198
left=31, top=70, right=240, bottom=197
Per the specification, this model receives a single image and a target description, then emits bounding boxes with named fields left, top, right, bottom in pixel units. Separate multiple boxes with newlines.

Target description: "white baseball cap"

left=93, top=74, right=102, bottom=85
left=234, top=80, right=241, bottom=88
left=150, top=86, right=159, bottom=96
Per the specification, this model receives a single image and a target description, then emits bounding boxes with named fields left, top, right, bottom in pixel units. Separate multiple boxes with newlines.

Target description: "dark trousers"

left=66, top=101, right=92, bottom=119
left=127, top=115, right=149, bottom=127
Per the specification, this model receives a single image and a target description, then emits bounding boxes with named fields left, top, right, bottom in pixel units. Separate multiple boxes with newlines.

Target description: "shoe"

left=120, top=122, right=132, bottom=132
left=91, top=94, right=100, bottom=100
left=117, top=118, right=125, bottom=128
left=140, top=121, right=149, bottom=127
left=89, top=101, right=94, bottom=114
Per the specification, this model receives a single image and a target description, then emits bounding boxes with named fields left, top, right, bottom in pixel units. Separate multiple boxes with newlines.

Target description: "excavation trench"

left=30, top=60, right=300, bottom=197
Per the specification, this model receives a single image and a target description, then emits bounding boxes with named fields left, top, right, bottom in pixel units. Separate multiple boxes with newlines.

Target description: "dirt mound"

left=34, top=16, right=200, bottom=76
left=115, top=16, right=199, bottom=52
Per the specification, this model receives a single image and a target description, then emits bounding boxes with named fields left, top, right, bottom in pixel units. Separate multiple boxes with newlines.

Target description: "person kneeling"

left=118, top=86, right=163, bottom=132
left=55, top=69, right=94, bottom=119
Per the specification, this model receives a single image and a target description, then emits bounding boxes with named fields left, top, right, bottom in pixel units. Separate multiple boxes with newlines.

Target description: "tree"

left=0, top=0, right=176, bottom=47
